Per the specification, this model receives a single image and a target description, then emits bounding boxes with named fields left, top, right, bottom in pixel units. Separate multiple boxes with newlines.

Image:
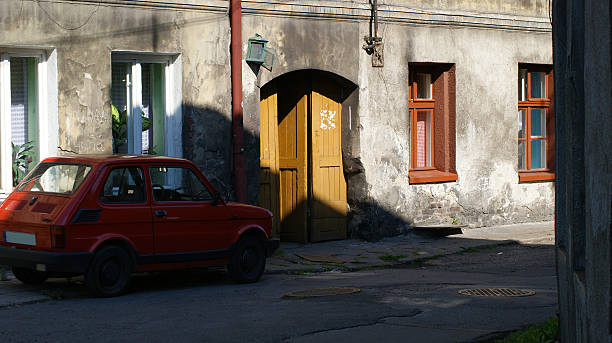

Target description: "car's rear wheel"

left=12, top=267, right=48, bottom=285
left=85, top=245, right=132, bottom=297
left=228, top=235, right=266, bottom=283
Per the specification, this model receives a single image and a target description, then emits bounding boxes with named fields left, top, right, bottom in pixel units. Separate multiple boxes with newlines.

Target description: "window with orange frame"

left=518, top=64, right=555, bottom=182
left=408, top=64, right=457, bottom=184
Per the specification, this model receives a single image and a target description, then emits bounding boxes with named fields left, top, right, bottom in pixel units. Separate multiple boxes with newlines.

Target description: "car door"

left=148, top=165, right=233, bottom=256
left=96, top=166, right=154, bottom=255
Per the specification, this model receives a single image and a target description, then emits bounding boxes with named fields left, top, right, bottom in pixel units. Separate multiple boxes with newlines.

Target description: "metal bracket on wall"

left=372, top=40, right=384, bottom=67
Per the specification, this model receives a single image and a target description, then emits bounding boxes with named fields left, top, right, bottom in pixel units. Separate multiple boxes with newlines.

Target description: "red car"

left=0, top=155, right=278, bottom=297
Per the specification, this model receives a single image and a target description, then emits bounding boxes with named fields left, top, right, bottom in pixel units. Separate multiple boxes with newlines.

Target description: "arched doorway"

left=259, top=70, right=356, bottom=242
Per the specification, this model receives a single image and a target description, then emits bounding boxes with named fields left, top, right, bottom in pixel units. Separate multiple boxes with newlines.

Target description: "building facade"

left=0, top=0, right=554, bottom=241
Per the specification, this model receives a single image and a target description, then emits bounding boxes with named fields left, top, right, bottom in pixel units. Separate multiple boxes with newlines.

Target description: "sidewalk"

left=0, top=221, right=554, bottom=307
left=266, top=221, right=554, bottom=274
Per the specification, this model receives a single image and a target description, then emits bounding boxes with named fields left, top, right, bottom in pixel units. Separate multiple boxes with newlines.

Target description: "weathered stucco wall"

left=1, top=0, right=554, bottom=239
left=357, top=23, right=553, bottom=237
left=0, top=0, right=234, bottom=193
left=241, top=1, right=554, bottom=238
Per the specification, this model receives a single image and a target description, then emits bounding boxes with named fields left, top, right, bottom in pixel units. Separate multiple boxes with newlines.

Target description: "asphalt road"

left=0, top=244, right=557, bottom=343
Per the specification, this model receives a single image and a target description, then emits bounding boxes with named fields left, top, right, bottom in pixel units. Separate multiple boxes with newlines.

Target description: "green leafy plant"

left=451, top=215, right=462, bottom=225
left=12, top=141, right=35, bottom=186
left=494, top=317, right=558, bottom=343
left=111, top=104, right=152, bottom=153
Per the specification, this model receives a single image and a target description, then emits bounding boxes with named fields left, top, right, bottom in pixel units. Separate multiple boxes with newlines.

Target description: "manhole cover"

left=284, top=287, right=360, bottom=298
left=457, top=288, right=535, bottom=297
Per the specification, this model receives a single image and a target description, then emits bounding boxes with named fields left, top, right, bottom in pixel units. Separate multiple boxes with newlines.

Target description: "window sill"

left=518, top=171, right=555, bottom=183
left=409, top=170, right=458, bottom=184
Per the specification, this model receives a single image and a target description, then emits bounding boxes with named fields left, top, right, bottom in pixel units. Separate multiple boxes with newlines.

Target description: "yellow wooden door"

left=277, top=86, right=308, bottom=243
left=258, top=89, right=280, bottom=237
left=310, top=79, right=347, bottom=242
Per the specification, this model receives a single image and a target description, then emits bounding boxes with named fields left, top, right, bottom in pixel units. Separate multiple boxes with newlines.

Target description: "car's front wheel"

left=85, top=245, right=133, bottom=297
left=228, top=235, right=266, bottom=283
left=12, top=267, right=48, bottom=285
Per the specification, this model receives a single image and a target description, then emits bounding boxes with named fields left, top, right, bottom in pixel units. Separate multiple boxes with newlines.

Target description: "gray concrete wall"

left=241, top=0, right=554, bottom=238
left=1, top=0, right=555, bottom=238
left=0, top=0, right=235, bottom=193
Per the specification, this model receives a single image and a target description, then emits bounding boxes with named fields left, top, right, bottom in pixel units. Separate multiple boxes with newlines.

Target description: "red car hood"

left=225, top=202, right=272, bottom=219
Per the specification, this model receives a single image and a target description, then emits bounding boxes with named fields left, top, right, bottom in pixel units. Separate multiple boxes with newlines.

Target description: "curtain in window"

left=111, top=62, right=128, bottom=112
left=10, top=58, right=28, bottom=146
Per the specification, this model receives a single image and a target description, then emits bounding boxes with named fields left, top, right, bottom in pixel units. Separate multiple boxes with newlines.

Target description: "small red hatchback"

left=0, top=155, right=278, bottom=297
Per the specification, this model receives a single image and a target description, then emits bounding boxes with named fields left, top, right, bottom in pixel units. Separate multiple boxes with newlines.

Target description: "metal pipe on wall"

left=230, top=0, right=247, bottom=202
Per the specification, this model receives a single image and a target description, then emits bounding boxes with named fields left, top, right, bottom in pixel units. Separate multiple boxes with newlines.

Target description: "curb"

left=266, top=240, right=520, bottom=276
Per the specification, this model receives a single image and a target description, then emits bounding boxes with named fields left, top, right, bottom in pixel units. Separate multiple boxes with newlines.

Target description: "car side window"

left=149, top=166, right=213, bottom=202
left=100, top=167, right=147, bottom=204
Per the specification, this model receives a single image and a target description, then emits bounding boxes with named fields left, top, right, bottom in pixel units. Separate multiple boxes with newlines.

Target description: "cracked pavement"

left=0, top=225, right=556, bottom=343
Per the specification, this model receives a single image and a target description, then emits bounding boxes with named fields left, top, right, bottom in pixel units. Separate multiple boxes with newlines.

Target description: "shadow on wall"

left=258, top=69, right=410, bottom=242
left=181, top=101, right=408, bottom=242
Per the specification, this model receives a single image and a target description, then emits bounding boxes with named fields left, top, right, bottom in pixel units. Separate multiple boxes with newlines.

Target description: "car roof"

left=42, top=154, right=190, bottom=167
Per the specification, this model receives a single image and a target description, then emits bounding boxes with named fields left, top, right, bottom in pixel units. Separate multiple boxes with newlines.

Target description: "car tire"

left=12, top=267, right=48, bottom=285
left=228, top=235, right=266, bottom=283
left=85, top=245, right=133, bottom=297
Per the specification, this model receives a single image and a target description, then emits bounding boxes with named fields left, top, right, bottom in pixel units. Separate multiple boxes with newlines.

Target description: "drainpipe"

left=230, top=0, right=247, bottom=202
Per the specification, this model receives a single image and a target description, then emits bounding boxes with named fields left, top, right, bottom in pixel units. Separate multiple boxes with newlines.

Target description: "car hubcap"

left=240, top=247, right=258, bottom=273
left=100, top=258, right=121, bottom=287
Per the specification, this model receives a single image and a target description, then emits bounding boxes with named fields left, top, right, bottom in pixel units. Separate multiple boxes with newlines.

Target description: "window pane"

left=141, top=63, right=151, bottom=153
left=151, top=64, right=165, bottom=155
left=518, top=109, right=526, bottom=138
left=530, top=72, right=546, bottom=98
left=416, top=73, right=432, bottom=99
left=100, top=167, right=146, bottom=203
left=16, top=163, right=92, bottom=194
left=530, top=140, right=547, bottom=169
left=150, top=167, right=212, bottom=202
left=10, top=57, right=28, bottom=146
left=111, top=62, right=129, bottom=112
left=530, top=108, right=546, bottom=138
left=415, top=110, right=432, bottom=167
left=518, top=69, right=527, bottom=101
left=518, top=140, right=526, bottom=170
left=111, top=62, right=130, bottom=154
left=10, top=57, right=39, bottom=183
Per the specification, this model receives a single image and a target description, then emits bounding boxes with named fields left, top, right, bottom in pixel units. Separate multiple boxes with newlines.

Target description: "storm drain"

left=457, top=288, right=535, bottom=297
left=283, top=287, right=360, bottom=299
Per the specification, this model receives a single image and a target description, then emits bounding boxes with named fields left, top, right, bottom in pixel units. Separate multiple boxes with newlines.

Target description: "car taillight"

left=50, top=225, right=65, bottom=249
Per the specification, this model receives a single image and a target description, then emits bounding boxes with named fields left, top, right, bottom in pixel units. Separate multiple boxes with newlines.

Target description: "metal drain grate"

left=457, top=288, right=535, bottom=297
left=284, top=287, right=360, bottom=299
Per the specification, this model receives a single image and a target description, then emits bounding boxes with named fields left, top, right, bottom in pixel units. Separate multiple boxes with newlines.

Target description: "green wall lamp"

left=246, top=34, right=275, bottom=71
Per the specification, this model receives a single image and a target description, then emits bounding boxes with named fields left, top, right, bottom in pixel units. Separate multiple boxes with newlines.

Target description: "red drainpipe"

left=230, top=0, right=247, bottom=202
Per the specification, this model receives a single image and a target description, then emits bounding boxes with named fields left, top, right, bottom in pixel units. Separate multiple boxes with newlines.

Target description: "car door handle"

left=155, top=210, right=167, bottom=218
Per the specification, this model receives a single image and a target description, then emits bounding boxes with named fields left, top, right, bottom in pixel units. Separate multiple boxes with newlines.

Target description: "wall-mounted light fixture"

left=246, top=34, right=275, bottom=71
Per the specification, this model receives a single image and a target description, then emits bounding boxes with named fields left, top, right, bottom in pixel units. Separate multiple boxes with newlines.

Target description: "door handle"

left=155, top=210, right=167, bottom=218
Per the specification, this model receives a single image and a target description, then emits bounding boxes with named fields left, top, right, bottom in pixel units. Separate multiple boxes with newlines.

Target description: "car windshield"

left=16, top=162, right=92, bottom=195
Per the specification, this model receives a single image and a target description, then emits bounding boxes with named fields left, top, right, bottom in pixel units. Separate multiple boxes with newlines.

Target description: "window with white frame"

left=110, top=53, right=182, bottom=157
left=0, top=48, right=58, bottom=192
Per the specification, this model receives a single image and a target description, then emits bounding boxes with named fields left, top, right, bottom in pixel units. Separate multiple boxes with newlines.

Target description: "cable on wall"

left=35, top=0, right=101, bottom=30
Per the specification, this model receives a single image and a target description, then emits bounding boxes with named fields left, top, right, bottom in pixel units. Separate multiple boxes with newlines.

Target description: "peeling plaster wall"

left=241, top=0, right=554, bottom=239
left=0, top=0, right=233, bottom=193
left=1, top=0, right=554, bottom=239
left=357, top=24, right=553, bottom=232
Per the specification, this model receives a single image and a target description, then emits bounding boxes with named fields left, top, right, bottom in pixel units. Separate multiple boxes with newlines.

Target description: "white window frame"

left=111, top=52, right=182, bottom=158
left=0, top=47, right=58, bottom=193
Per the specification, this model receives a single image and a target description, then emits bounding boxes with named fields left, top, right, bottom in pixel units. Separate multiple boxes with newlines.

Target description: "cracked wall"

left=0, top=0, right=233, bottom=193
left=242, top=2, right=554, bottom=239
left=1, top=0, right=554, bottom=239
left=357, top=23, right=554, bottom=234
